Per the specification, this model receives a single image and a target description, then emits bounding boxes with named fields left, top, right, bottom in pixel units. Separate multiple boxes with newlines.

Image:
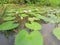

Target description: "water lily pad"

left=7, top=9, right=16, bottom=13
left=19, top=13, right=28, bottom=17
left=28, top=17, right=40, bottom=22
left=0, top=21, right=19, bottom=31
left=15, top=30, right=43, bottom=45
left=6, top=13, right=15, bottom=16
left=3, top=17, right=15, bottom=21
left=25, top=22, right=42, bottom=31
left=53, top=28, right=60, bottom=40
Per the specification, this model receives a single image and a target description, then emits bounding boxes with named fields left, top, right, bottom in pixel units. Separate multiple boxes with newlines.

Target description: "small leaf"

left=19, top=13, right=28, bottom=17
left=53, top=28, right=60, bottom=40
left=7, top=9, right=16, bottom=13
left=28, top=17, right=35, bottom=22
left=28, top=17, right=40, bottom=22
left=17, top=9, right=24, bottom=13
left=3, top=17, right=15, bottom=21
left=0, top=21, right=19, bottom=31
left=15, top=30, right=43, bottom=45
left=6, top=13, right=15, bottom=16
left=25, top=22, right=42, bottom=31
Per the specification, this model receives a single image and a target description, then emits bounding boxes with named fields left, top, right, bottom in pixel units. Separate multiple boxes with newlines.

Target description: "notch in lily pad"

left=15, top=30, right=43, bottom=45
left=25, top=22, right=42, bottom=31
left=0, top=21, right=19, bottom=31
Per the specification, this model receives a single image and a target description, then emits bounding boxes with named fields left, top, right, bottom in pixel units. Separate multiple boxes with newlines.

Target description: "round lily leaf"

left=28, top=17, right=40, bottom=22
left=15, top=30, right=43, bottom=45
left=25, top=22, right=42, bottom=31
left=28, top=17, right=35, bottom=22
left=3, top=17, right=16, bottom=21
left=17, top=8, right=24, bottom=13
left=34, top=14, right=43, bottom=19
left=0, top=21, right=19, bottom=31
left=53, top=28, right=60, bottom=40
left=7, top=9, right=16, bottom=13
left=19, top=13, right=28, bottom=17
left=6, top=13, right=15, bottom=16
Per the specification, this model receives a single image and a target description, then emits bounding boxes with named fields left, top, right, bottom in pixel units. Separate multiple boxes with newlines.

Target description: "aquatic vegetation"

left=15, top=30, right=43, bottom=45
left=0, top=3, right=60, bottom=45
left=0, top=21, right=19, bottom=31
left=53, top=28, right=60, bottom=40
left=25, top=22, right=42, bottom=31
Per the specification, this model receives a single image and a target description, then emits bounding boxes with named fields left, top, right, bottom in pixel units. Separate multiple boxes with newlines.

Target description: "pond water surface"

left=0, top=23, right=60, bottom=45
left=41, top=23, right=60, bottom=45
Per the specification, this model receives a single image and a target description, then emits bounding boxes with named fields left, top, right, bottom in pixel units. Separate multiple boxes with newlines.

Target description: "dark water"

left=0, top=33, right=9, bottom=45
left=0, top=32, right=15, bottom=45
left=0, top=23, right=60, bottom=45
left=8, top=35, right=15, bottom=45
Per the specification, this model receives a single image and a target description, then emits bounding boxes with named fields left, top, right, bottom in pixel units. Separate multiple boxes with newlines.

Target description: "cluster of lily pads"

left=0, top=6, right=60, bottom=45
left=0, top=6, right=44, bottom=45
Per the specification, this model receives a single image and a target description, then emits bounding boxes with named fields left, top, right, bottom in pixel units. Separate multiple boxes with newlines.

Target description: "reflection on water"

left=0, top=23, right=60, bottom=45
left=41, top=23, right=60, bottom=45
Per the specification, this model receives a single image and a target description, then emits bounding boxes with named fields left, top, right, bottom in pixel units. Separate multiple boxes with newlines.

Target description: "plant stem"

left=55, top=23, right=58, bottom=28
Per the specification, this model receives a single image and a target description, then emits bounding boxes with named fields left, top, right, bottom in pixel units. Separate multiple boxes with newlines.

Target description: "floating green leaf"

left=28, top=17, right=40, bottom=22
left=0, top=21, right=19, bottom=30
left=25, top=22, right=42, bottom=31
left=15, top=30, right=43, bottom=45
left=53, top=28, right=60, bottom=40
left=6, top=13, right=15, bottom=16
left=19, top=13, right=28, bottom=17
left=3, top=17, right=15, bottom=21
left=17, top=8, right=24, bottom=13
left=7, top=9, right=16, bottom=13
